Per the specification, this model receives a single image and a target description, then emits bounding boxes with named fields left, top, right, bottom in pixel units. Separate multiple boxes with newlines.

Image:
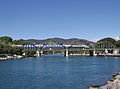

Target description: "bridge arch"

left=22, top=42, right=37, bottom=49
left=95, top=41, right=115, bottom=49
left=68, top=40, right=90, bottom=48
left=40, top=40, right=65, bottom=49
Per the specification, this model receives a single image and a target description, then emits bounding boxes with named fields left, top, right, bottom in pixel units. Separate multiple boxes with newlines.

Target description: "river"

left=0, top=55, right=120, bottom=89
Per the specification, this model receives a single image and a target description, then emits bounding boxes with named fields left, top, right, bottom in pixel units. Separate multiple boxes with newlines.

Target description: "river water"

left=0, top=55, right=120, bottom=89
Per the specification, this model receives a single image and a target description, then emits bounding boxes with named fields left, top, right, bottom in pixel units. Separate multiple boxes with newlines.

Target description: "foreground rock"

left=89, top=73, right=120, bottom=89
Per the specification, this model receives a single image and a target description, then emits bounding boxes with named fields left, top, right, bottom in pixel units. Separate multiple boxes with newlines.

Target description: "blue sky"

left=0, top=0, right=120, bottom=41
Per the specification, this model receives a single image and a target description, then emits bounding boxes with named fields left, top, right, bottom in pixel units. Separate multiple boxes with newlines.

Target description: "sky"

left=0, top=0, right=120, bottom=41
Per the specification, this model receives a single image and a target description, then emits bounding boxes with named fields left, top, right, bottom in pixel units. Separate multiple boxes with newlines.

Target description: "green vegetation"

left=0, top=36, right=120, bottom=58
left=0, top=42, right=23, bottom=55
left=97, top=37, right=120, bottom=48
left=97, top=37, right=117, bottom=45
left=0, top=36, right=37, bottom=57
left=0, top=36, right=13, bottom=44
left=22, top=49, right=36, bottom=57
left=116, top=40, right=120, bottom=48
left=13, top=39, right=25, bottom=45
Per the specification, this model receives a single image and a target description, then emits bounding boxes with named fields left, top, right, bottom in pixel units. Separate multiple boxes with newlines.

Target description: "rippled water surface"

left=0, top=55, right=120, bottom=89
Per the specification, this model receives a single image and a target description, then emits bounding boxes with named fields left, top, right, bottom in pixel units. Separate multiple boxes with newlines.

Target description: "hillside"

left=26, top=38, right=95, bottom=46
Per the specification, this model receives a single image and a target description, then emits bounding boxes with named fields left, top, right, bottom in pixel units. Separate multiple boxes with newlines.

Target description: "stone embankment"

left=89, top=73, right=120, bottom=89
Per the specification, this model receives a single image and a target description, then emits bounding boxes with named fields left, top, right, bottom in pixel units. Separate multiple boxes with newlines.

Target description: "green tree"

left=0, top=43, right=10, bottom=54
left=13, top=39, right=25, bottom=45
left=0, top=36, right=13, bottom=44
left=97, top=37, right=116, bottom=45
left=0, top=43, right=4, bottom=54
left=116, top=40, right=120, bottom=48
left=22, top=49, right=36, bottom=57
left=10, top=46, right=23, bottom=55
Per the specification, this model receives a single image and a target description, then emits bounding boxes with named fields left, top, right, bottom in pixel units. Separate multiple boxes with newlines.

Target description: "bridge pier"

left=93, top=50, right=97, bottom=56
left=36, top=51, right=43, bottom=57
left=113, top=49, right=119, bottom=54
left=89, top=50, right=97, bottom=56
left=40, top=51, right=43, bottom=57
left=36, top=51, right=40, bottom=57
left=23, top=53, right=26, bottom=56
left=64, top=48, right=69, bottom=57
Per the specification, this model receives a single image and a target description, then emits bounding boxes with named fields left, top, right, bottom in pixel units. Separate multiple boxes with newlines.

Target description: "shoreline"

left=0, top=55, right=23, bottom=61
left=1, top=54, right=120, bottom=61
left=89, top=73, right=120, bottom=89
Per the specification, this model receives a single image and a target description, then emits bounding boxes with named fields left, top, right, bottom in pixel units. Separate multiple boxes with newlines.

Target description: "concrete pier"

left=36, top=51, right=43, bottom=57
left=36, top=51, right=40, bottom=57
left=64, top=48, right=69, bottom=57
left=40, top=51, right=43, bottom=57
left=93, top=50, right=97, bottom=56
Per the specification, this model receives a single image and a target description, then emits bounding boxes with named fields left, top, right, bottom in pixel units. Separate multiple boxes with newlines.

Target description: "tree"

left=0, top=36, right=25, bottom=56
left=13, top=47, right=23, bottom=55
left=116, top=40, right=120, bottom=48
left=22, top=49, right=36, bottom=57
left=0, top=43, right=4, bottom=54
left=0, top=36, right=13, bottom=44
left=97, top=37, right=116, bottom=45
left=13, top=39, right=25, bottom=45
left=0, top=43, right=11, bottom=54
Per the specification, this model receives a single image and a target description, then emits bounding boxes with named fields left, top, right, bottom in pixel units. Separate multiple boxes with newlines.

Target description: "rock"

left=89, top=73, right=120, bottom=89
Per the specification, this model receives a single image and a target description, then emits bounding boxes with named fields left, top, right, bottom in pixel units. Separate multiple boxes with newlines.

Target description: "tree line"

left=0, top=36, right=120, bottom=57
left=0, top=36, right=36, bottom=57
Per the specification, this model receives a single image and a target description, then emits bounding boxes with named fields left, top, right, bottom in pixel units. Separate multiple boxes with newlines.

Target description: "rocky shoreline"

left=0, top=55, right=23, bottom=61
left=89, top=73, right=120, bottom=89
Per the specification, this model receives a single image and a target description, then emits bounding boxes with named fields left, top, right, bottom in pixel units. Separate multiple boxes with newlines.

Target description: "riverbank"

left=0, top=55, right=23, bottom=61
left=1, top=54, right=120, bottom=61
left=98, top=53, right=120, bottom=57
left=89, top=73, right=120, bottom=89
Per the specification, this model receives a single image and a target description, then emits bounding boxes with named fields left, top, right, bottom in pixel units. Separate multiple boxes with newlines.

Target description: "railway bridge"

left=16, top=40, right=120, bottom=57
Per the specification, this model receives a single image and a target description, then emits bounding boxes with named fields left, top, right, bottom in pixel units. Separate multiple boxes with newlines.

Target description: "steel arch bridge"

left=21, top=40, right=89, bottom=50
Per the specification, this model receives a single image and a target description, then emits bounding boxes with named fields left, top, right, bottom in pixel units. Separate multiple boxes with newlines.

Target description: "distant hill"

left=26, top=38, right=95, bottom=46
